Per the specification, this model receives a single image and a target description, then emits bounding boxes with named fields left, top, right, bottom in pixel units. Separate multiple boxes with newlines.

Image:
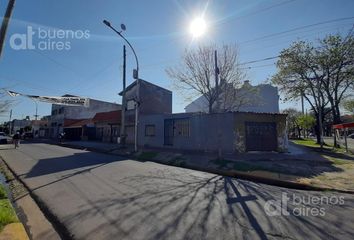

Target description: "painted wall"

left=233, top=112, right=288, bottom=152
left=139, top=112, right=288, bottom=153
left=185, top=83, right=279, bottom=114
left=124, top=80, right=172, bottom=119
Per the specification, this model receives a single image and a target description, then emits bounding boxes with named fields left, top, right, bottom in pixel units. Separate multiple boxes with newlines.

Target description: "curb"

left=0, top=156, right=73, bottom=240
left=53, top=141, right=354, bottom=194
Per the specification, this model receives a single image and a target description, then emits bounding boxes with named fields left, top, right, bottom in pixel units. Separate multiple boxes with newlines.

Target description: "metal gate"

left=164, top=119, right=174, bottom=146
left=245, top=122, right=277, bottom=151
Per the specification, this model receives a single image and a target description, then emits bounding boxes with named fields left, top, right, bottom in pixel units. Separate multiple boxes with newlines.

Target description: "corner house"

left=138, top=111, right=288, bottom=153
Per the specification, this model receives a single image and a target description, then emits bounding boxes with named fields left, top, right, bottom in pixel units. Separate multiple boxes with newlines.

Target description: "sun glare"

left=189, top=17, right=207, bottom=38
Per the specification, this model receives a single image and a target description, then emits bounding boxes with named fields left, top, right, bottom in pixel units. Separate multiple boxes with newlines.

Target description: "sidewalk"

left=53, top=140, right=354, bottom=193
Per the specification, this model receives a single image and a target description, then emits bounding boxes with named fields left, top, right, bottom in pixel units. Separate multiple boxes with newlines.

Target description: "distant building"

left=119, top=79, right=172, bottom=143
left=11, top=119, right=31, bottom=133
left=31, top=119, right=50, bottom=138
left=184, top=80, right=280, bottom=114
left=92, top=110, right=121, bottom=143
left=50, top=95, right=121, bottom=138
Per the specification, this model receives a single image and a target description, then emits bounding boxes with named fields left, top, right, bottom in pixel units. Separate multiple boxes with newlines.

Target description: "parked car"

left=348, top=133, right=354, bottom=139
left=22, top=132, right=34, bottom=139
left=0, top=132, right=8, bottom=144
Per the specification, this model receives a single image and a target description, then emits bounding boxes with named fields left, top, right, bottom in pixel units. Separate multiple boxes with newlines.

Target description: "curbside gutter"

left=0, top=156, right=73, bottom=240
left=52, top=141, right=354, bottom=194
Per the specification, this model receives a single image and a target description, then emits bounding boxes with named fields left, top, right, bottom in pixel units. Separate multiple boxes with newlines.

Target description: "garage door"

left=245, top=122, right=277, bottom=151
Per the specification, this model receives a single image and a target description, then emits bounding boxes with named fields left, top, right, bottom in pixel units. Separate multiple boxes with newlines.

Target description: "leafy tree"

left=296, top=114, right=316, bottom=138
left=166, top=44, right=247, bottom=113
left=342, top=99, right=354, bottom=113
left=272, top=33, right=354, bottom=144
left=282, top=108, right=302, bottom=138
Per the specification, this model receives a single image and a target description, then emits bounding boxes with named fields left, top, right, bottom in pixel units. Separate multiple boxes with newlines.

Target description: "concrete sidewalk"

left=46, top=140, right=354, bottom=193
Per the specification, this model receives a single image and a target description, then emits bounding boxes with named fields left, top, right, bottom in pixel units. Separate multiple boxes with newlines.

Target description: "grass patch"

left=209, top=158, right=233, bottom=169
left=210, top=158, right=266, bottom=172
left=327, top=157, right=351, bottom=165
left=0, top=199, right=18, bottom=231
left=137, top=151, right=158, bottom=161
left=292, top=139, right=334, bottom=149
left=0, top=185, right=7, bottom=199
left=168, top=157, right=186, bottom=167
left=232, top=161, right=264, bottom=172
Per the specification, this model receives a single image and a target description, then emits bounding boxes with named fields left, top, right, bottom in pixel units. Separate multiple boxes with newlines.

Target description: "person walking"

left=12, top=131, right=20, bottom=149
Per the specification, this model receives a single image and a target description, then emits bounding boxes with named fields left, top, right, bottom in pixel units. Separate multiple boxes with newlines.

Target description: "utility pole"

left=0, top=0, right=16, bottom=58
left=215, top=50, right=222, bottom=158
left=120, top=45, right=126, bottom=147
left=34, top=100, right=38, bottom=120
left=9, top=109, right=12, bottom=135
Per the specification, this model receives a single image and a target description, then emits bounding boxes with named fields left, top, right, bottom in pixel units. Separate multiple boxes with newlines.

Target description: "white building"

left=184, top=81, right=279, bottom=113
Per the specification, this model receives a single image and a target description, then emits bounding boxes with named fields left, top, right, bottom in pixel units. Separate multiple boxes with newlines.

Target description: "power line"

left=239, top=16, right=354, bottom=45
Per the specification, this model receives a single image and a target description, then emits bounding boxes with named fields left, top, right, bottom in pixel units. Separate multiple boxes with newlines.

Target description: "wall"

left=124, top=80, right=172, bottom=123
left=139, top=112, right=236, bottom=153
left=233, top=112, right=288, bottom=152
left=185, top=83, right=279, bottom=114
left=139, top=112, right=288, bottom=153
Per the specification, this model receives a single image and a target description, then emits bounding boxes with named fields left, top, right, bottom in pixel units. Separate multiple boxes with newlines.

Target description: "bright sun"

left=189, top=17, right=207, bottom=38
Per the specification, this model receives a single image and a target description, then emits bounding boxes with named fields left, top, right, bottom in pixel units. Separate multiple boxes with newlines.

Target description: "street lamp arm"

left=103, top=20, right=139, bottom=73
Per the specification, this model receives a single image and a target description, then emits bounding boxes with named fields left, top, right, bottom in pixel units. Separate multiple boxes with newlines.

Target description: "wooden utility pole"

left=120, top=45, right=126, bottom=147
left=215, top=50, right=222, bottom=158
left=0, top=0, right=16, bottom=58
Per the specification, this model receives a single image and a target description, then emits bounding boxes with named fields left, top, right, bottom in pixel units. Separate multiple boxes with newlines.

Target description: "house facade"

left=92, top=110, right=121, bottom=143
left=185, top=81, right=280, bottom=114
left=119, top=79, right=172, bottom=143
left=50, top=95, right=121, bottom=138
left=139, top=112, right=288, bottom=153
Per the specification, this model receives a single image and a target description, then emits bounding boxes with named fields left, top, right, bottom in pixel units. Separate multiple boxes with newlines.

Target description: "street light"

left=103, top=19, right=140, bottom=152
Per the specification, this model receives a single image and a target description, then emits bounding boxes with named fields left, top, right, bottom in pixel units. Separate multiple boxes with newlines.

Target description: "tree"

left=272, top=33, right=354, bottom=144
left=282, top=108, right=301, bottom=138
left=296, top=115, right=316, bottom=138
left=342, top=99, right=354, bottom=113
left=166, top=44, right=247, bottom=113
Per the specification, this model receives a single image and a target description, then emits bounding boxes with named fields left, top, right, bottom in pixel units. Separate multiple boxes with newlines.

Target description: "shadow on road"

left=25, top=151, right=126, bottom=179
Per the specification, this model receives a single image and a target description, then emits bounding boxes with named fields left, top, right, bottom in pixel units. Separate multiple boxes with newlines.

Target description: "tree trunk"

left=314, top=114, right=321, bottom=144
left=208, top=102, right=213, bottom=114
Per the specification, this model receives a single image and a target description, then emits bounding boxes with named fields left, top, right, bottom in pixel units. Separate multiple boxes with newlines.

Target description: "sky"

left=0, top=0, right=354, bottom=122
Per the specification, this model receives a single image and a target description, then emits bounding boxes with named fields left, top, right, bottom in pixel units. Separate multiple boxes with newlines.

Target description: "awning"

left=333, top=122, right=354, bottom=129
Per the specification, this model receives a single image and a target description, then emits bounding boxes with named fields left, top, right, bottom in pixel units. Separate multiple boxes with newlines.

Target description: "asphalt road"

left=0, top=142, right=353, bottom=240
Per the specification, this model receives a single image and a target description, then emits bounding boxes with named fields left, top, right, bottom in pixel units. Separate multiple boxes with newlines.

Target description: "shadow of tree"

left=48, top=165, right=354, bottom=240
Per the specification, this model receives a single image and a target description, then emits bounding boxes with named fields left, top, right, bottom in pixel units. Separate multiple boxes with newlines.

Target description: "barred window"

left=174, top=119, right=190, bottom=137
left=145, top=125, right=155, bottom=136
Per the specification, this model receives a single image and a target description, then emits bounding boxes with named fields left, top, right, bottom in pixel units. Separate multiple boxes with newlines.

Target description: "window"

left=145, top=125, right=155, bottom=136
left=127, top=100, right=136, bottom=110
left=52, top=109, right=57, bottom=115
left=174, top=119, right=190, bottom=137
left=58, top=107, right=64, bottom=114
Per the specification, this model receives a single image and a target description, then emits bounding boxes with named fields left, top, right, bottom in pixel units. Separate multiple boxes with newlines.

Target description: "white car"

left=0, top=132, right=8, bottom=144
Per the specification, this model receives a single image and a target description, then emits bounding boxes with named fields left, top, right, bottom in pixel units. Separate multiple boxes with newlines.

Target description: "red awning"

left=333, top=122, right=354, bottom=129
left=92, top=110, right=121, bottom=124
